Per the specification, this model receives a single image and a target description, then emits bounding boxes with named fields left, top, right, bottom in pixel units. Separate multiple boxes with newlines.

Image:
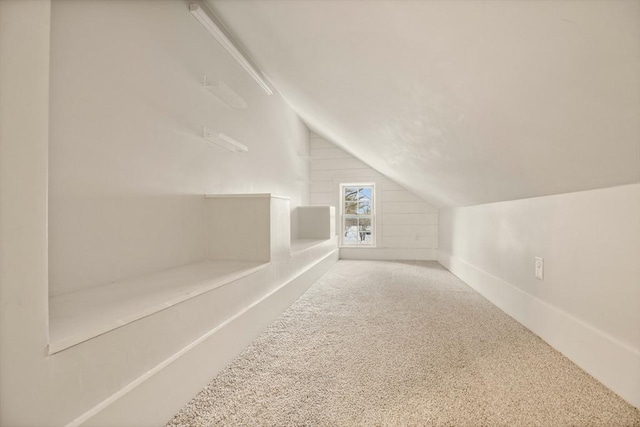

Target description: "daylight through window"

left=341, top=184, right=374, bottom=246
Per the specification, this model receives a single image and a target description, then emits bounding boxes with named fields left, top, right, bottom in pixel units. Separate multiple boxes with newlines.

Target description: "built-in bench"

left=49, top=260, right=269, bottom=354
left=48, top=193, right=302, bottom=354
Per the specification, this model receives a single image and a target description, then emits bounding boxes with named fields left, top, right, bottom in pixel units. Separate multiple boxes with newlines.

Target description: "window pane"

left=341, top=184, right=374, bottom=246
left=359, top=218, right=372, bottom=244
left=357, top=201, right=371, bottom=215
left=344, top=187, right=358, bottom=202
left=359, top=187, right=372, bottom=201
left=344, top=217, right=359, bottom=245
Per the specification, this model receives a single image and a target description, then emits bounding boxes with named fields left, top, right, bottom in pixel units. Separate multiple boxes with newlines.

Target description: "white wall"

left=0, top=1, right=334, bottom=426
left=438, top=184, right=640, bottom=408
left=48, top=0, right=310, bottom=296
left=309, top=133, right=438, bottom=260
left=0, top=0, right=51, bottom=424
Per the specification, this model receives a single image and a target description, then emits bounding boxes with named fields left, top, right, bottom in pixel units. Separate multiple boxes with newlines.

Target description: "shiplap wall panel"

left=310, top=138, right=334, bottom=149
left=384, top=236, right=439, bottom=249
left=310, top=148, right=353, bottom=160
left=385, top=213, right=438, bottom=225
left=382, top=179, right=405, bottom=191
left=383, top=224, right=439, bottom=237
left=310, top=158, right=370, bottom=171
left=310, top=170, right=336, bottom=182
left=310, top=192, right=334, bottom=205
left=382, top=191, right=423, bottom=202
left=309, top=133, right=438, bottom=260
left=310, top=169, right=382, bottom=183
left=310, top=181, right=335, bottom=193
left=383, top=202, right=438, bottom=214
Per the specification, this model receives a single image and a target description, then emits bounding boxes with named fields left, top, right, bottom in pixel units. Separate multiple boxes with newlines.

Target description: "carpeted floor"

left=166, top=260, right=640, bottom=426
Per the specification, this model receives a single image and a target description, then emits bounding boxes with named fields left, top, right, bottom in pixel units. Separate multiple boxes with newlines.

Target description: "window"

left=340, top=184, right=375, bottom=246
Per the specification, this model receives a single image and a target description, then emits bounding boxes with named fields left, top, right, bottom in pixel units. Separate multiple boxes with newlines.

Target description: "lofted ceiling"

left=207, top=0, right=640, bottom=207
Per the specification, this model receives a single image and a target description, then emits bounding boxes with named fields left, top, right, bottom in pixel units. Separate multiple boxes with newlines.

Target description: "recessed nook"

left=48, top=194, right=335, bottom=354
left=290, top=205, right=336, bottom=255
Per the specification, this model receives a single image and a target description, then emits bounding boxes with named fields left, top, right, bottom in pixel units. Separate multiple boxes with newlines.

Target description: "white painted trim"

left=339, top=182, right=377, bottom=248
left=438, top=250, right=640, bottom=409
left=67, top=249, right=338, bottom=427
left=203, top=128, right=249, bottom=153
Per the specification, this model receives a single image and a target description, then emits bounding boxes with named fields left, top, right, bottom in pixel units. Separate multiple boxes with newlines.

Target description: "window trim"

left=339, top=183, right=376, bottom=248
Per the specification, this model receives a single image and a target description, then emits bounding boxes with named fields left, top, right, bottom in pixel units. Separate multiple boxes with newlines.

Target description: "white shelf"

left=203, top=76, right=247, bottom=109
left=49, top=260, right=269, bottom=354
left=203, top=128, right=248, bottom=153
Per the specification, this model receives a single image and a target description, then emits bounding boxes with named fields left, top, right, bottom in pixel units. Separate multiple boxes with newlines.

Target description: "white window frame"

left=339, top=183, right=376, bottom=247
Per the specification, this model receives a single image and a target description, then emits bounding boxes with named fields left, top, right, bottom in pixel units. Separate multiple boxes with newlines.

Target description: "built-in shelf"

left=203, top=75, right=247, bottom=109
left=49, top=260, right=269, bottom=354
left=48, top=194, right=321, bottom=356
left=48, top=194, right=288, bottom=354
left=203, top=127, right=248, bottom=152
left=190, top=4, right=273, bottom=95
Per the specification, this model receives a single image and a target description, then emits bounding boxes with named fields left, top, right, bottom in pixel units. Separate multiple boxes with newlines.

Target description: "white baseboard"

left=77, top=249, right=339, bottom=427
left=438, top=250, right=640, bottom=409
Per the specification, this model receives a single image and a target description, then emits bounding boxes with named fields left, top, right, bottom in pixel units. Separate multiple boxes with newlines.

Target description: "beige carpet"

left=167, top=260, right=640, bottom=426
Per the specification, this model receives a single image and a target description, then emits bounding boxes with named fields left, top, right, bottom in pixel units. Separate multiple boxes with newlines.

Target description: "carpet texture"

left=167, top=260, right=640, bottom=426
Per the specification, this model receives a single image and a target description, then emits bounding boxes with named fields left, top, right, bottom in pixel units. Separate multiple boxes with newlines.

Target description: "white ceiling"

left=207, top=0, right=640, bottom=207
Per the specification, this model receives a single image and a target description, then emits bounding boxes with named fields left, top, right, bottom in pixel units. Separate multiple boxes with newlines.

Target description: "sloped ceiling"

left=207, top=0, right=640, bottom=207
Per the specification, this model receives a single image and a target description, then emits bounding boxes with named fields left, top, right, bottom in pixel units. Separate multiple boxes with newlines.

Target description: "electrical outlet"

left=534, top=257, right=544, bottom=280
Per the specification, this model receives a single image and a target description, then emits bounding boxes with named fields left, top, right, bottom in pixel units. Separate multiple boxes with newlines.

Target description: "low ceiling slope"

left=208, top=0, right=640, bottom=207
